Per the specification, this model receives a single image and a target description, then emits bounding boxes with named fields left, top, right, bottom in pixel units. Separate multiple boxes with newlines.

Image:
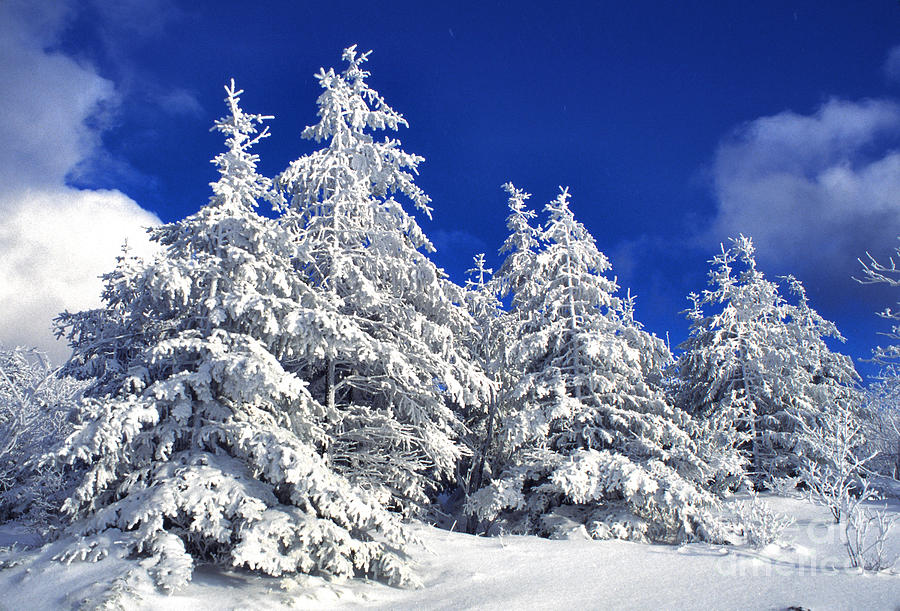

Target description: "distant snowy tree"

left=493, top=183, right=543, bottom=313
left=677, top=236, right=861, bottom=487
left=458, top=253, right=503, bottom=515
left=468, top=187, right=725, bottom=543
left=863, top=372, right=900, bottom=479
left=858, top=237, right=900, bottom=368
left=50, top=82, right=416, bottom=592
left=0, top=345, right=84, bottom=526
left=460, top=184, right=542, bottom=522
left=277, top=47, right=492, bottom=514
left=778, top=281, right=868, bottom=522
left=793, top=396, right=869, bottom=523
left=858, top=237, right=900, bottom=479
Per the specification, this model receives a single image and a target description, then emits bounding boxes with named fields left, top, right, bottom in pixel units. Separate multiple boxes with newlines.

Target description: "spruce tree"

left=468, top=187, right=725, bottom=543
left=459, top=252, right=503, bottom=513
left=277, top=47, right=492, bottom=515
left=677, top=236, right=861, bottom=487
left=51, top=82, right=415, bottom=591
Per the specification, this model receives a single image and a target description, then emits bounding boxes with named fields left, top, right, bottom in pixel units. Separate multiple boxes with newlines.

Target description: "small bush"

left=0, top=345, right=84, bottom=529
left=735, top=492, right=794, bottom=548
left=844, top=487, right=899, bottom=571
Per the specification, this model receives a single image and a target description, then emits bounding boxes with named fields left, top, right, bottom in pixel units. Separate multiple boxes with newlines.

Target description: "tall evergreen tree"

left=50, top=82, right=415, bottom=591
left=277, top=47, right=492, bottom=514
left=677, top=236, right=861, bottom=486
left=468, top=188, right=725, bottom=543
left=462, top=184, right=541, bottom=515
left=493, top=182, right=543, bottom=313
left=458, top=252, right=503, bottom=513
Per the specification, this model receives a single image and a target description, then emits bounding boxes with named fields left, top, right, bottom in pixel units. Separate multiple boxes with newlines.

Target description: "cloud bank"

left=0, top=1, right=160, bottom=362
left=709, top=97, right=900, bottom=306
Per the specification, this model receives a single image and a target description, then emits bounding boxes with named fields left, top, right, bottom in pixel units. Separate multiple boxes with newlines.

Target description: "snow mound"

left=1, top=495, right=898, bottom=610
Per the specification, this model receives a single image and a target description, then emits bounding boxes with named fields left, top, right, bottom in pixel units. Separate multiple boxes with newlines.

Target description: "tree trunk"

left=467, top=399, right=498, bottom=534
left=326, top=357, right=336, bottom=413
left=739, top=341, right=761, bottom=482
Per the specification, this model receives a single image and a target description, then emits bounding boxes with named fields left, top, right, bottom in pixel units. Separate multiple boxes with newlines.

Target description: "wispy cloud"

left=0, top=0, right=160, bottom=362
left=430, top=229, right=488, bottom=259
left=82, top=0, right=201, bottom=116
left=885, top=45, right=900, bottom=84
left=707, top=97, right=900, bottom=307
left=156, top=88, right=204, bottom=117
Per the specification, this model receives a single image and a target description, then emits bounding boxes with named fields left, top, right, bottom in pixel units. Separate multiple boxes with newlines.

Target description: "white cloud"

left=0, top=188, right=159, bottom=359
left=0, top=0, right=160, bottom=362
left=885, top=45, right=900, bottom=84
left=0, top=4, right=114, bottom=190
left=709, top=98, right=900, bottom=304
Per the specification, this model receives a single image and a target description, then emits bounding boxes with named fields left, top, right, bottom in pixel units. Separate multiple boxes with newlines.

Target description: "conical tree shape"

left=278, top=47, right=492, bottom=514
left=677, top=236, right=861, bottom=486
left=51, top=82, right=415, bottom=591
left=469, top=188, right=724, bottom=543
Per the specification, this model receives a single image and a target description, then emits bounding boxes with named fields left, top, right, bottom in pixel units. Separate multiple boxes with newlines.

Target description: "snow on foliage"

left=467, top=186, right=726, bottom=543
left=6, top=45, right=892, bottom=601
left=858, top=237, right=900, bottom=481
left=50, top=80, right=417, bottom=591
left=277, top=47, right=492, bottom=514
left=864, top=373, right=900, bottom=479
left=733, top=491, right=794, bottom=548
left=858, top=236, right=900, bottom=368
left=676, top=236, right=862, bottom=488
left=0, top=345, right=84, bottom=526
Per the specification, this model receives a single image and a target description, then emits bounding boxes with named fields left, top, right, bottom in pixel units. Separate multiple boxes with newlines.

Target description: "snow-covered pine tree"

left=462, top=184, right=541, bottom=523
left=493, top=183, right=543, bottom=313
left=50, top=82, right=416, bottom=592
left=677, top=236, right=861, bottom=487
left=277, top=47, right=492, bottom=515
left=468, top=187, right=725, bottom=543
left=458, top=253, right=503, bottom=514
left=780, top=274, right=863, bottom=455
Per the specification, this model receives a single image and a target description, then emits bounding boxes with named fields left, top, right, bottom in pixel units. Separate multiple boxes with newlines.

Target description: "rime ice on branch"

left=277, top=46, right=492, bottom=515
left=677, top=235, right=861, bottom=487
left=51, top=79, right=416, bottom=591
left=467, top=186, right=726, bottom=543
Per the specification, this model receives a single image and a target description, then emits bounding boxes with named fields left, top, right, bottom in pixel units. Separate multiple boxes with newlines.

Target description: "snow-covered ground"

left=1, top=494, right=898, bottom=610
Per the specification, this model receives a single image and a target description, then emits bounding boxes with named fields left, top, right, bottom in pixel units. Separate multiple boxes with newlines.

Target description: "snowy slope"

left=1, top=495, right=898, bottom=610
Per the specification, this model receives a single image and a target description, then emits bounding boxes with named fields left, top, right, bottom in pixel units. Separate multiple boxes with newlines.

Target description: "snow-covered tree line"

left=0, top=47, right=895, bottom=591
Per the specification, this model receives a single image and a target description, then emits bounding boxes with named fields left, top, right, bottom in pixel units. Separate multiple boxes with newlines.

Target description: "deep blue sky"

left=4, top=0, right=900, bottom=374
